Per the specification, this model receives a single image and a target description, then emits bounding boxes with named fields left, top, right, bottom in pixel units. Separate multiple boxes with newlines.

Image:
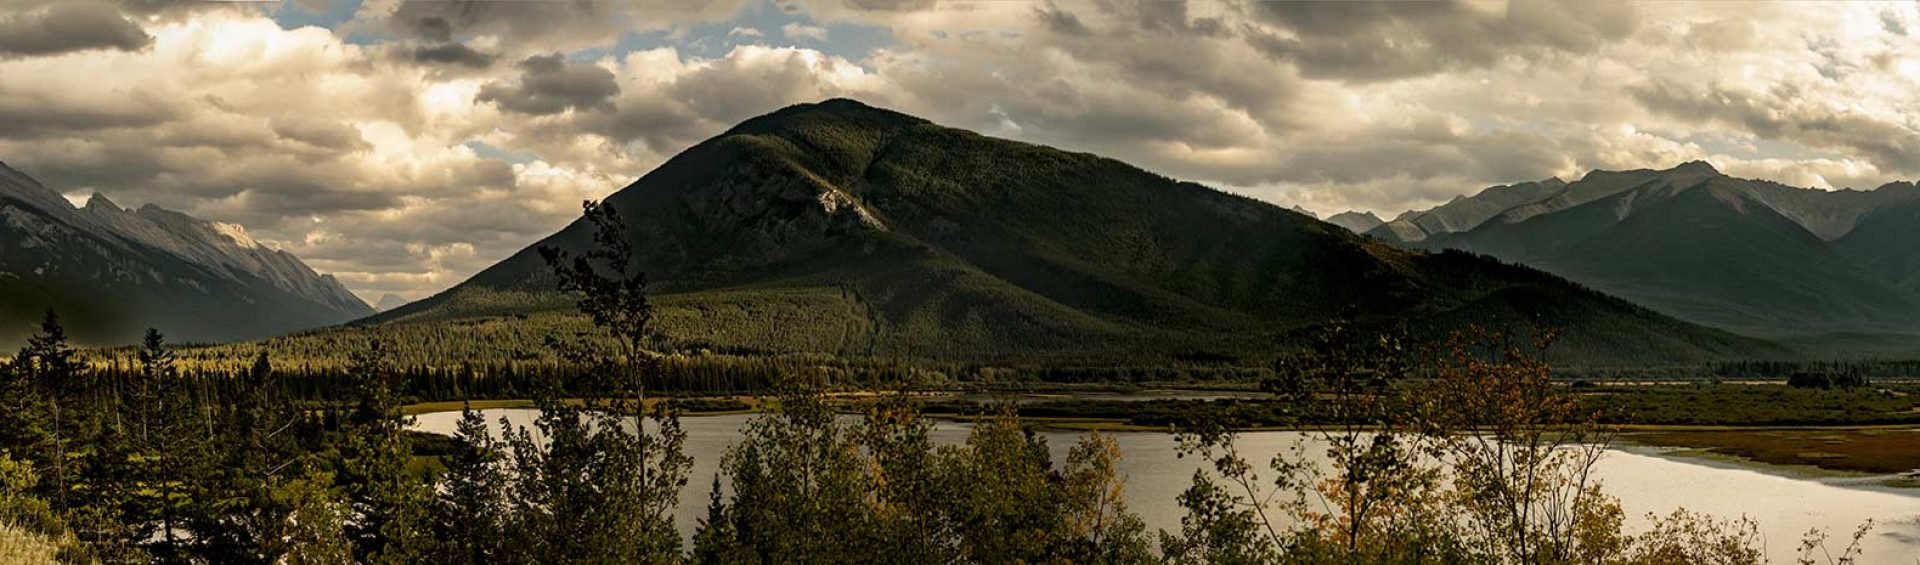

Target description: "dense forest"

left=0, top=202, right=1875, bottom=564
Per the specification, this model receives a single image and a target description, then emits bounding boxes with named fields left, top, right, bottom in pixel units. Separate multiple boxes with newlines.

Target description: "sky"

left=1, top=0, right=1918, bottom=303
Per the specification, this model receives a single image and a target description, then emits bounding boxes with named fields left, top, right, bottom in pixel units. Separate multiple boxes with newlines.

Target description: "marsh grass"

left=0, top=522, right=59, bottom=565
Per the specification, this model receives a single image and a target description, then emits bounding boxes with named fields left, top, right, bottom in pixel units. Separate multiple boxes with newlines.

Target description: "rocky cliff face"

left=0, top=160, right=372, bottom=346
left=80, top=195, right=370, bottom=316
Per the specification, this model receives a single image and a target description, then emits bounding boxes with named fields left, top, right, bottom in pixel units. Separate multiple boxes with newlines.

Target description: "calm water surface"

left=413, top=410, right=1920, bottom=562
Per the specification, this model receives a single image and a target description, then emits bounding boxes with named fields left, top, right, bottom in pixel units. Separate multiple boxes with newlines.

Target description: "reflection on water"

left=412, top=410, right=1920, bottom=562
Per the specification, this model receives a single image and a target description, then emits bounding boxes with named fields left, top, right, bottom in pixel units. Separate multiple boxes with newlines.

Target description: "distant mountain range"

left=0, top=161, right=371, bottom=347
left=1360, top=162, right=1920, bottom=353
left=370, top=99, right=1777, bottom=366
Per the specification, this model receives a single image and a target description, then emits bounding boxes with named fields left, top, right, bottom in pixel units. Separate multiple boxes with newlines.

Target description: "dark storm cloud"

left=371, top=0, right=747, bottom=57
left=0, top=91, right=172, bottom=137
left=413, top=42, right=495, bottom=68
left=579, top=101, right=705, bottom=153
left=1035, top=3, right=1088, bottom=36
left=0, top=1, right=150, bottom=57
left=413, top=15, right=455, bottom=43
left=396, top=16, right=496, bottom=69
left=477, top=54, right=620, bottom=115
left=1246, top=0, right=1637, bottom=82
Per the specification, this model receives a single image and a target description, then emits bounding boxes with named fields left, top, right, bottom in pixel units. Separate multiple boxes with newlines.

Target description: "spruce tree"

left=436, top=404, right=506, bottom=563
left=337, top=342, right=435, bottom=563
left=14, top=311, right=81, bottom=513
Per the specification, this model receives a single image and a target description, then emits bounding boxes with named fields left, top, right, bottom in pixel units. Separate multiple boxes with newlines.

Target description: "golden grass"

left=1623, top=427, right=1920, bottom=475
left=0, top=523, right=60, bottom=565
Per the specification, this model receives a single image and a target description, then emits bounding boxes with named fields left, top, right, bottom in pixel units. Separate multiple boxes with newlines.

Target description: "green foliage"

left=694, top=385, right=1156, bottom=563
left=337, top=342, right=439, bottom=563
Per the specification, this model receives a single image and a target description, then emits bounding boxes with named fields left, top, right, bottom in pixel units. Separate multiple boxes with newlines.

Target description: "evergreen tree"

left=436, top=404, right=507, bottom=563
left=338, top=341, right=437, bottom=563
left=133, top=328, right=201, bottom=559
left=14, top=311, right=82, bottom=512
left=185, top=352, right=313, bottom=564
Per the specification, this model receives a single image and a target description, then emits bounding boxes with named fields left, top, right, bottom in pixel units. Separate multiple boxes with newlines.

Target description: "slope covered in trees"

left=366, top=99, right=1776, bottom=367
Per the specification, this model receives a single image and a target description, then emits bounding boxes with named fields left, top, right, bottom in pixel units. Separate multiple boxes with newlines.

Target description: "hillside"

left=0, top=162, right=372, bottom=347
left=1389, top=162, right=1920, bottom=347
left=364, top=99, right=1780, bottom=367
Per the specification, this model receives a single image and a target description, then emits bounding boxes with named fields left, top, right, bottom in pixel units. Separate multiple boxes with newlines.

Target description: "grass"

left=1622, top=428, right=1920, bottom=475
left=402, top=399, right=539, bottom=415
left=1582, top=382, right=1920, bottom=426
left=402, top=397, right=759, bottom=416
left=0, top=523, right=59, bottom=565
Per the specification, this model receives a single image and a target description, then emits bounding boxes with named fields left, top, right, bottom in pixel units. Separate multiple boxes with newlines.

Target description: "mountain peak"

left=84, top=192, right=121, bottom=212
left=0, top=160, right=73, bottom=214
left=724, top=97, right=929, bottom=138
left=1671, top=160, right=1720, bottom=175
left=375, top=293, right=409, bottom=311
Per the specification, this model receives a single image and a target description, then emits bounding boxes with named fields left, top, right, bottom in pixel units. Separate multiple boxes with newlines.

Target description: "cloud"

left=3, top=0, right=1918, bottom=299
left=0, top=1, right=150, bottom=57
left=782, top=22, right=828, bottom=41
left=413, top=42, right=495, bottom=68
left=356, top=0, right=752, bottom=57
left=478, top=54, right=620, bottom=115
left=1629, top=79, right=1920, bottom=175
left=1245, top=0, right=1637, bottom=82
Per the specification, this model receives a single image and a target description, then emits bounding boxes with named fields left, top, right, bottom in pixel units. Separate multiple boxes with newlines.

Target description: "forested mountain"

left=368, top=99, right=1776, bottom=366
left=1373, top=162, right=1920, bottom=348
left=0, top=161, right=372, bottom=346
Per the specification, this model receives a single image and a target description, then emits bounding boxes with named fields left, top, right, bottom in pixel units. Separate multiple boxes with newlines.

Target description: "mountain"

left=1386, top=162, right=1920, bottom=344
left=1371, top=178, right=1565, bottom=242
left=375, top=293, right=411, bottom=311
left=1834, top=188, right=1920, bottom=292
left=372, top=99, right=1779, bottom=366
left=1324, top=211, right=1384, bottom=233
left=0, top=161, right=372, bottom=346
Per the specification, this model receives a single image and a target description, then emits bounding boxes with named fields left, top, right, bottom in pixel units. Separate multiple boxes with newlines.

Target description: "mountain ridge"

left=0, top=160, right=372, bottom=346
left=1375, top=162, right=1920, bottom=346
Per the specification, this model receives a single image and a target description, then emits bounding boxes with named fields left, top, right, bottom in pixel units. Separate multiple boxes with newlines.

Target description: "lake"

left=412, top=410, right=1920, bottom=562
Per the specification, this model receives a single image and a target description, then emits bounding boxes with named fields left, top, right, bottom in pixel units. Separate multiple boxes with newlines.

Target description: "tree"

left=1417, top=328, right=1613, bottom=564
left=337, top=341, right=436, bottom=563
left=435, top=404, right=507, bottom=563
left=694, top=384, right=1155, bottom=563
left=1164, top=321, right=1464, bottom=563
left=269, top=469, right=353, bottom=565
left=494, top=198, right=689, bottom=564
left=132, top=329, right=201, bottom=559
left=496, top=382, right=690, bottom=564
left=185, top=352, right=316, bottom=564
left=14, top=311, right=82, bottom=513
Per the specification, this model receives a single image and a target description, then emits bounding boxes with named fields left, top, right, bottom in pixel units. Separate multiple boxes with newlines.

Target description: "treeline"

left=82, top=347, right=1283, bottom=402
left=1707, top=359, right=1920, bottom=382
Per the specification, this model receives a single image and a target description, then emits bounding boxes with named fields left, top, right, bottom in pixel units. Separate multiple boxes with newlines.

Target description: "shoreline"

left=403, top=395, right=1920, bottom=490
